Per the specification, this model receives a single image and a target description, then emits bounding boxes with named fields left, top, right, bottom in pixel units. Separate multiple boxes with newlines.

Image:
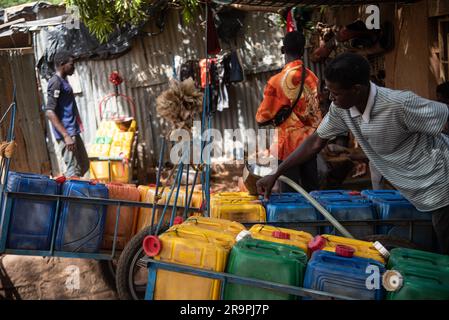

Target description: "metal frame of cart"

left=0, top=69, right=437, bottom=301
left=139, top=218, right=435, bottom=301
left=0, top=95, right=436, bottom=297
left=0, top=191, right=201, bottom=260
left=143, top=258, right=356, bottom=300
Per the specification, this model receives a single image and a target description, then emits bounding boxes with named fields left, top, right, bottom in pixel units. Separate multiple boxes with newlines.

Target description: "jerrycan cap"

left=373, top=241, right=390, bottom=259
left=308, top=235, right=326, bottom=252
left=382, top=270, right=404, bottom=291
left=143, top=235, right=162, bottom=257
left=173, top=216, right=184, bottom=225
left=272, top=231, right=290, bottom=240
left=236, top=230, right=252, bottom=242
left=335, top=245, right=355, bottom=258
left=55, top=176, right=66, bottom=184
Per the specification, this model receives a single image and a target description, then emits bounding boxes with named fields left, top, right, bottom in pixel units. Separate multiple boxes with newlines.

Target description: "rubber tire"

left=361, top=234, right=422, bottom=251
left=116, top=225, right=168, bottom=300
left=98, top=259, right=118, bottom=291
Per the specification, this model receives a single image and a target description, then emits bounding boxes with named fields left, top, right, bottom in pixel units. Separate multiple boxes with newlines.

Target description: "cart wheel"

left=98, top=259, right=118, bottom=291
left=361, top=234, right=421, bottom=251
left=116, top=225, right=168, bottom=300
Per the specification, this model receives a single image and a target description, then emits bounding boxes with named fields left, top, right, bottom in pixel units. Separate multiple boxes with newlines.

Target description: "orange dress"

left=256, top=60, right=322, bottom=160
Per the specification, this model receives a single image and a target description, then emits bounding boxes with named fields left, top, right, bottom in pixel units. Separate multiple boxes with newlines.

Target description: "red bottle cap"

left=308, top=235, right=326, bottom=252
left=143, top=235, right=162, bottom=257
left=55, top=176, right=66, bottom=184
left=349, top=191, right=361, bottom=196
left=173, top=216, right=184, bottom=225
left=335, top=245, right=355, bottom=258
left=272, top=231, right=290, bottom=240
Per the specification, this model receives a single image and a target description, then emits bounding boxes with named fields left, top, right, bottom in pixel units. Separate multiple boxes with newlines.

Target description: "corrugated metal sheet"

left=34, top=8, right=324, bottom=180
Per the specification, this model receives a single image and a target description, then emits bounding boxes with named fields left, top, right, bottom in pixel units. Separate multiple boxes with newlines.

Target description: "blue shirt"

left=45, top=74, right=81, bottom=140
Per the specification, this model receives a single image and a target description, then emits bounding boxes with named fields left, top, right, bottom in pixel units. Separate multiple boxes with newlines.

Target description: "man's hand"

left=64, top=135, right=76, bottom=152
left=45, top=110, right=74, bottom=149
left=256, top=174, right=278, bottom=200
left=326, top=143, right=350, bottom=155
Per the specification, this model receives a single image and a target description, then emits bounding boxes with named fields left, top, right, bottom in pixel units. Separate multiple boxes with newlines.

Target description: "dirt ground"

left=0, top=255, right=117, bottom=300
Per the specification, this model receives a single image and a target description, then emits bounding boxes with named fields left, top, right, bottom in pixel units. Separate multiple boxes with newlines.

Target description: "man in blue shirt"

left=44, top=50, right=89, bottom=177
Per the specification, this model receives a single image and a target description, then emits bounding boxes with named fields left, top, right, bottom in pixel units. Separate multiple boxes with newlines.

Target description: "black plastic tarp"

left=37, top=22, right=143, bottom=80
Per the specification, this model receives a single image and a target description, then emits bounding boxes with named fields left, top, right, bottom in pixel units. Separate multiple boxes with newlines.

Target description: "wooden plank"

left=0, top=18, right=25, bottom=31
left=428, top=0, right=449, bottom=17
left=0, top=52, right=51, bottom=175
left=0, top=47, right=33, bottom=54
left=446, top=32, right=449, bottom=80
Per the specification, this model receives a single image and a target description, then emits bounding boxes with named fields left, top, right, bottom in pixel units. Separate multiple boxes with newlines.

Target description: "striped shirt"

left=316, top=82, right=449, bottom=212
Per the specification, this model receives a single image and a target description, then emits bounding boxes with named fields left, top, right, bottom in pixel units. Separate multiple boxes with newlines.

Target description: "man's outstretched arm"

left=256, top=132, right=328, bottom=199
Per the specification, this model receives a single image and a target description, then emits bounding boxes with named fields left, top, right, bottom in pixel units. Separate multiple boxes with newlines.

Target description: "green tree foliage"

left=1, top=1, right=201, bottom=43
left=66, top=0, right=201, bottom=43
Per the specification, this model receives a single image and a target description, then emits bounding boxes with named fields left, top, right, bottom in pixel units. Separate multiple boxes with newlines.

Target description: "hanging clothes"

left=209, top=61, right=219, bottom=113
left=216, top=53, right=230, bottom=112
left=173, top=55, right=183, bottom=80
left=217, top=81, right=229, bottom=112
left=199, top=58, right=218, bottom=88
left=207, top=7, right=221, bottom=55
left=286, top=9, right=297, bottom=33
left=180, top=60, right=201, bottom=87
left=220, top=50, right=244, bottom=85
left=199, top=58, right=219, bottom=113
left=229, top=50, right=244, bottom=83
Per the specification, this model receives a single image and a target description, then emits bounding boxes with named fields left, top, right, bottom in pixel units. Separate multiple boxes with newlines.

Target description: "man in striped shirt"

left=257, top=52, right=449, bottom=254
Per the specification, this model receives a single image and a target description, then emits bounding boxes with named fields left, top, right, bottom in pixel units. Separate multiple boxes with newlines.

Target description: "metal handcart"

left=0, top=92, right=202, bottom=297
left=0, top=94, right=437, bottom=301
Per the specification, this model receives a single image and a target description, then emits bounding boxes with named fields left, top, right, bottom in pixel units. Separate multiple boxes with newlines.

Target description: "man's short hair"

left=53, top=50, right=73, bottom=67
left=437, top=82, right=449, bottom=101
left=283, top=31, right=305, bottom=56
left=324, top=52, right=371, bottom=89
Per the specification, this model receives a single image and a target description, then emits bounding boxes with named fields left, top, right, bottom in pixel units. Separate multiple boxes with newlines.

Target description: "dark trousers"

left=431, top=205, right=449, bottom=255
left=278, top=156, right=319, bottom=193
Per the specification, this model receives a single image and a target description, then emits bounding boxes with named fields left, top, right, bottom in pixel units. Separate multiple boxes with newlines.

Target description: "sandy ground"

left=0, top=256, right=117, bottom=300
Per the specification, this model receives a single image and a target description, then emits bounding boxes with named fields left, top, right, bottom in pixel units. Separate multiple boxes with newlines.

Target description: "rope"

left=0, top=141, right=16, bottom=159
left=0, top=103, right=14, bottom=125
